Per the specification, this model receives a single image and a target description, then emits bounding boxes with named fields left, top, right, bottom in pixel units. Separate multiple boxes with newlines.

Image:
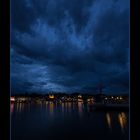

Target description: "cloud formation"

left=11, top=0, right=130, bottom=94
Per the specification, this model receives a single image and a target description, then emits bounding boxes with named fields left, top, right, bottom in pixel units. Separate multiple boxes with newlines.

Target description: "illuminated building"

left=78, top=95, right=82, bottom=98
left=49, top=95, right=54, bottom=99
left=67, top=97, right=72, bottom=101
left=10, top=97, right=15, bottom=102
left=87, top=97, right=94, bottom=102
left=17, top=97, right=27, bottom=102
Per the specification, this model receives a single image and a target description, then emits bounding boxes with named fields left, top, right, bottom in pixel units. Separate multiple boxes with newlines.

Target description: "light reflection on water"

left=61, top=102, right=64, bottom=114
left=78, top=102, right=83, bottom=116
left=49, top=102, right=54, bottom=116
left=10, top=103, right=14, bottom=114
left=11, top=102, right=129, bottom=138
left=16, top=102, right=25, bottom=113
left=106, top=113, right=112, bottom=130
left=118, top=112, right=127, bottom=133
left=105, top=112, right=127, bottom=133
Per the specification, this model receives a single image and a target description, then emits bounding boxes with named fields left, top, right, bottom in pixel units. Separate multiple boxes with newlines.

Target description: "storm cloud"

left=11, top=0, right=130, bottom=94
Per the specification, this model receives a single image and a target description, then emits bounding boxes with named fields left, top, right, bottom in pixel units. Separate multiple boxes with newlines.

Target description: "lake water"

left=11, top=102, right=129, bottom=140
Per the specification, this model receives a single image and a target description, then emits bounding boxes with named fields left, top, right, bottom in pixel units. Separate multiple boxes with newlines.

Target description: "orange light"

left=118, top=112, right=127, bottom=133
left=106, top=113, right=112, bottom=130
left=49, top=95, right=54, bottom=99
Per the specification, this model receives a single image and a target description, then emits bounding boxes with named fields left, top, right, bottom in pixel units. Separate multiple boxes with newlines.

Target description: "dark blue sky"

left=11, top=0, right=130, bottom=94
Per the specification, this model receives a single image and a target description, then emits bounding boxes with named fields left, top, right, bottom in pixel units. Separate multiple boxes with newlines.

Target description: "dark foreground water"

left=11, top=102, right=129, bottom=140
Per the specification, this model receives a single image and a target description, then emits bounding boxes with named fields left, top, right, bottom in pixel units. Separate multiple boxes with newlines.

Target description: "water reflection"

left=11, top=102, right=129, bottom=140
left=65, top=102, right=68, bottom=112
left=105, top=112, right=127, bottom=133
left=12, top=102, right=128, bottom=135
left=78, top=102, right=83, bottom=117
left=68, top=102, right=71, bottom=112
left=61, top=102, right=64, bottom=114
left=16, top=103, right=25, bottom=113
left=46, top=101, right=48, bottom=111
left=49, top=102, right=54, bottom=116
left=19, top=103, right=22, bottom=112
left=11, top=103, right=14, bottom=114
left=118, top=112, right=127, bottom=133
left=106, top=113, right=112, bottom=131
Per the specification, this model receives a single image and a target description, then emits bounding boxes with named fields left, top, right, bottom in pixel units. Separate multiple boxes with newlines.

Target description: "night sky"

left=11, top=0, right=130, bottom=94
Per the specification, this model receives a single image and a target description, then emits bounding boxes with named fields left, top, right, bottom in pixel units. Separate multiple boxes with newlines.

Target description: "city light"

left=87, top=98, right=94, bottom=102
left=9, top=94, right=128, bottom=104
left=17, top=97, right=26, bottom=102
left=120, top=97, right=123, bottom=100
left=10, top=97, right=15, bottom=102
left=78, top=95, right=82, bottom=98
left=49, top=95, right=54, bottom=99
left=78, top=98, right=83, bottom=102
